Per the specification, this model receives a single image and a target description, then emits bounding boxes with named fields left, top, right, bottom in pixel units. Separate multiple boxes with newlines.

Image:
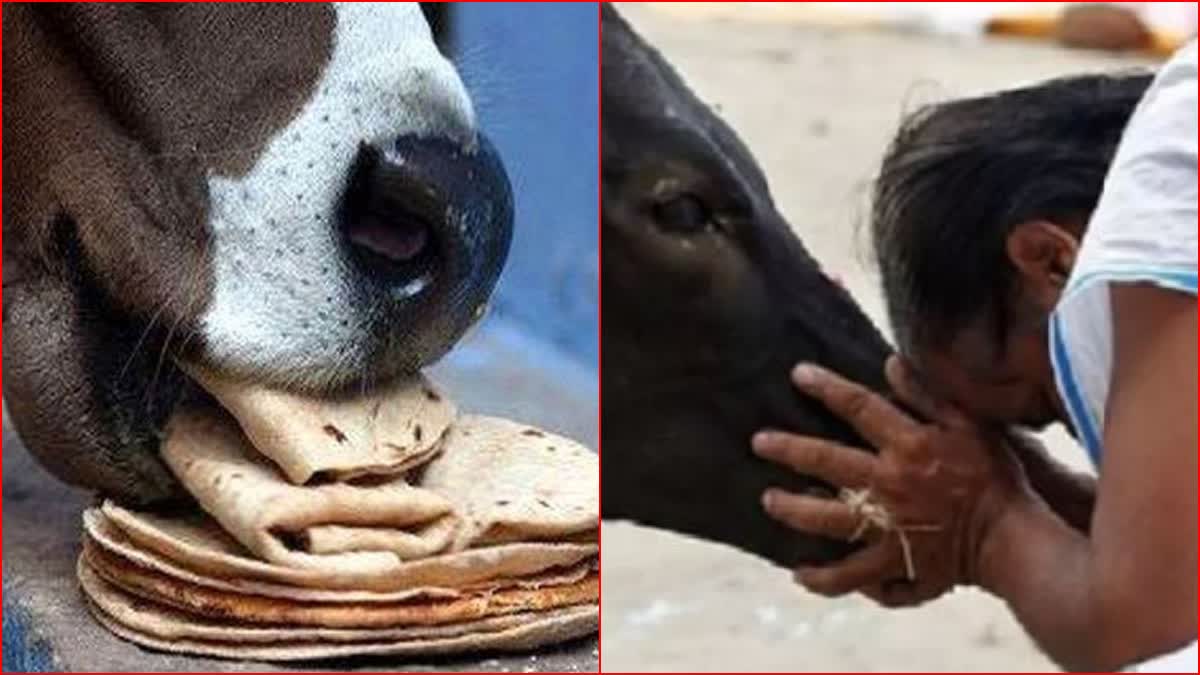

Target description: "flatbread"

left=86, top=597, right=597, bottom=662
left=83, top=509, right=594, bottom=604
left=185, top=367, right=456, bottom=485
left=423, top=416, right=599, bottom=550
left=83, top=542, right=599, bottom=629
left=84, top=367, right=600, bottom=660
left=162, top=407, right=459, bottom=568
left=79, top=558, right=594, bottom=645
left=98, top=503, right=597, bottom=592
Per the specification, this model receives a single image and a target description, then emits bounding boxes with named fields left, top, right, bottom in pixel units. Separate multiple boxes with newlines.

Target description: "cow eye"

left=652, top=194, right=712, bottom=234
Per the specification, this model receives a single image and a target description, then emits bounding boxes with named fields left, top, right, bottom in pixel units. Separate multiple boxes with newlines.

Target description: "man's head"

left=870, top=73, right=1151, bottom=429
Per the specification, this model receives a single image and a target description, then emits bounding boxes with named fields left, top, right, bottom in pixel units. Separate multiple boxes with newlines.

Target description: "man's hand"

left=753, top=355, right=1033, bottom=608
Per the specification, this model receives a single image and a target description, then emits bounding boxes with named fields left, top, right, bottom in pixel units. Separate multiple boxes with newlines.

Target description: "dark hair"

left=871, top=72, right=1153, bottom=354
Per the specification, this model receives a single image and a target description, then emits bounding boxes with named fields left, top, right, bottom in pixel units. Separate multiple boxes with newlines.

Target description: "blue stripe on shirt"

left=1052, top=267, right=1198, bottom=467
left=1050, top=314, right=1106, bottom=467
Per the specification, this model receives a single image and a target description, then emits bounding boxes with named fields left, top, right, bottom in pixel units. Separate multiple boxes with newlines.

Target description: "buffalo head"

left=601, top=4, right=893, bottom=567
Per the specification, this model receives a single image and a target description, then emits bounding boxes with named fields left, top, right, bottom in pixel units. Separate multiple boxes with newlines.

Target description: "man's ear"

left=1005, top=220, right=1080, bottom=312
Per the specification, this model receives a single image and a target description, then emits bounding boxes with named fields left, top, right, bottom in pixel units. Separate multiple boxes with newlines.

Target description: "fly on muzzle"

left=600, top=3, right=895, bottom=568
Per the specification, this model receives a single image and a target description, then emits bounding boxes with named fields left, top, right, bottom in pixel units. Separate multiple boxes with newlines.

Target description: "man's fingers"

left=761, top=490, right=865, bottom=540
left=793, top=542, right=899, bottom=597
left=884, top=356, right=969, bottom=428
left=753, top=432, right=875, bottom=489
left=861, top=579, right=932, bottom=609
left=884, top=355, right=942, bottom=423
left=791, top=363, right=918, bottom=450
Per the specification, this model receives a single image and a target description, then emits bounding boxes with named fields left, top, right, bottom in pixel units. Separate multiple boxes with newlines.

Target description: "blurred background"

left=600, top=2, right=1189, bottom=672
left=455, top=2, right=599, bottom=367
left=429, top=2, right=599, bottom=447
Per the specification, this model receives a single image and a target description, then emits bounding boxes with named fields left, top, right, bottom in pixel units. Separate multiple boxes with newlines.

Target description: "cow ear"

left=419, top=3, right=453, bottom=56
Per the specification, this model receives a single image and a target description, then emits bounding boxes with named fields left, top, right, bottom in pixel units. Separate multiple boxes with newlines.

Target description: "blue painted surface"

left=454, top=3, right=599, bottom=368
left=4, top=589, right=54, bottom=672
left=440, top=315, right=595, bottom=400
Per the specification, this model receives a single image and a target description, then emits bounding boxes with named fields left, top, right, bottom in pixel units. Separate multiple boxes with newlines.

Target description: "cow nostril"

left=344, top=211, right=437, bottom=299
left=340, top=143, right=446, bottom=300
left=338, top=133, right=513, bottom=322
left=346, top=215, right=429, bottom=263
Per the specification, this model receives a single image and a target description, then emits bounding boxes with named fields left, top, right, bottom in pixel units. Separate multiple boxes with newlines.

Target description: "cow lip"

left=175, top=352, right=413, bottom=408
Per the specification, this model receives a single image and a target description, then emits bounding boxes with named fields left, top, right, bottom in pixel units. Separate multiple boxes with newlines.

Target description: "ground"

left=600, top=4, right=1151, bottom=672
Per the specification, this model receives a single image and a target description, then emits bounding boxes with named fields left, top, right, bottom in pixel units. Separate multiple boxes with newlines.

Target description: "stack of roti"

left=78, top=371, right=599, bottom=661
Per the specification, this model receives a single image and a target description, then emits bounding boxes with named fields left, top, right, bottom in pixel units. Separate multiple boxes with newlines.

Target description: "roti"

left=423, top=415, right=600, bottom=550
left=98, top=503, right=597, bottom=591
left=83, top=368, right=600, bottom=660
left=185, top=367, right=456, bottom=485
left=161, top=407, right=460, bottom=569
left=83, top=509, right=594, bottom=603
left=85, top=597, right=597, bottom=662
left=79, top=558, right=595, bottom=645
left=82, top=542, right=599, bottom=629
left=150, top=413, right=596, bottom=576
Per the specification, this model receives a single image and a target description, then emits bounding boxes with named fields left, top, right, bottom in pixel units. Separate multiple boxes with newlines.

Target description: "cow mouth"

left=344, top=209, right=441, bottom=300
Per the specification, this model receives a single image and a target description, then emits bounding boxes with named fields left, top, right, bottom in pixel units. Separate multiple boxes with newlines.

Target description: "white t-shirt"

left=1049, top=41, right=1197, bottom=672
left=1051, top=40, right=1198, bottom=467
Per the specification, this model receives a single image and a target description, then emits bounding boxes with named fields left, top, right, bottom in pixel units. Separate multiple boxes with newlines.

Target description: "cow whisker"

left=141, top=242, right=210, bottom=413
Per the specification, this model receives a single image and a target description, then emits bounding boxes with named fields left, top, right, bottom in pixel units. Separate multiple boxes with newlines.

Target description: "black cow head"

left=601, top=4, right=893, bottom=567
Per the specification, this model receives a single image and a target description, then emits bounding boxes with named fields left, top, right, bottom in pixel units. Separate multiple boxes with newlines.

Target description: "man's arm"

left=980, top=284, right=1197, bottom=670
left=1007, top=430, right=1096, bottom=534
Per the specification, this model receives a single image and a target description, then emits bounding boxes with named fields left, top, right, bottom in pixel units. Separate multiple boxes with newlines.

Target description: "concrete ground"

left=600, top=4, right=1153, bottom=672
